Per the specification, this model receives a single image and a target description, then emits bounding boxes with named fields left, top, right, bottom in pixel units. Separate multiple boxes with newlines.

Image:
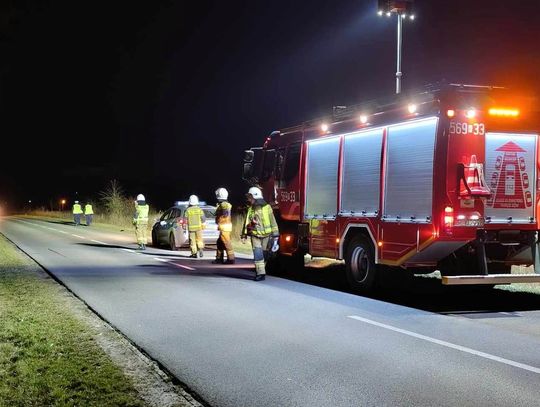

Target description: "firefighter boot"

left=198, top=250, right=204, bottom=258
left=189, top=253, right=197, bottom=258
left=225, top=259, right=235, bottom=265
left=212, top=257, right=224, bottom=264
left=254, top=260, right=266, bottom=281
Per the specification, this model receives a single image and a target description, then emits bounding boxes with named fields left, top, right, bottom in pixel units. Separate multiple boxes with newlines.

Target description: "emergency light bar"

left=488, top=107, right=520, bottom=117
left=175, top=201, right=207, bottom=206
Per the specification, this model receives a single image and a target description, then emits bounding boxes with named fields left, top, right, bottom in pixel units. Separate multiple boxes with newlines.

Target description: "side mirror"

left=243, top=162, right=253, bottom=180
left=244, top=150, right=255, bottom=163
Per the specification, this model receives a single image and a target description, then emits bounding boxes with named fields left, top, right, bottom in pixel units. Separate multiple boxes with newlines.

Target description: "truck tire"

left=169, top=233, right=177, bottom=251
left=345, top=236, right=377, bottom=293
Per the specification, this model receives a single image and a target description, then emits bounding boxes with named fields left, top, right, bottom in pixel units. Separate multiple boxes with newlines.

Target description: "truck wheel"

left=345, top=236, right=377, bottom=293
left=169, top=233, right=177, bottom=251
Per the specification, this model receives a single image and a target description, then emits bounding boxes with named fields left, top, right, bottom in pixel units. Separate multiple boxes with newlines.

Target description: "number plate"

left=449, top=121, right=485, bottom=136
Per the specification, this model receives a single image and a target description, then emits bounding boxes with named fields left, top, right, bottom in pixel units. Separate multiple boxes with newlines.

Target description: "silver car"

left=152, top=202, right=220, bottom=250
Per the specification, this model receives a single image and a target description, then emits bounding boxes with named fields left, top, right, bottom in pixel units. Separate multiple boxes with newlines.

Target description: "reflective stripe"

left=72, top=204, right=83, bottom=214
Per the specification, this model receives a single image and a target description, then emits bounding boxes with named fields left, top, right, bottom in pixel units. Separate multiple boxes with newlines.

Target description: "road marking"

left=347, top=315, right=540, bottom=375
left=121, top=248, right=136, bottom=253
left=71, top=234, right=85, bottom=239
left=154, top=257, right=168, bottom=262
left=91, top=239, right=108, bottom=245
left=171, top=263, right=196, bottom=271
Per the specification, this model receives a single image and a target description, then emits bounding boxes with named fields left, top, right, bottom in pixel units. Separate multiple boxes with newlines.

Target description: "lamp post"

left=377, top=1, right=415, bottom=94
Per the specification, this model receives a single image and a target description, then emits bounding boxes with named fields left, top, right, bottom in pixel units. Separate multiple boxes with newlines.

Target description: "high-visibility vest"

left=72, top=204, right=83, bottom=214
left=244, top=203, right=278, bottom=237
left=84, top=204, right=94, bottom=215
left=216, top=201, right=233, bottom=232
left=185, top=206, right=205, bottom=231
left=135, top=204, right=149, bottom=224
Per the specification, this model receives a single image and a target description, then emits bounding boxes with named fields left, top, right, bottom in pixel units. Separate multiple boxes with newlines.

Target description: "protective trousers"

left=73, top=214, right=81, bottom=226
left=189, top=231, right=204, bottom=255
left=216, top=231, right=235, bottom=261
left=135, top=221, right=148, bottom=245
left=251, top=235, right=270, bottom=276
left=85, top=215, right=93, bottom=226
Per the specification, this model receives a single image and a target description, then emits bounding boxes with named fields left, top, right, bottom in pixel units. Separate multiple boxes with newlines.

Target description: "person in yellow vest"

left=133, top=194, right=149, bottom=250
left=72, top=201, right=83, bottom=226
left=213, top=187, right=235, bottom=264
left=185, top=195, right=206, bottom=258
left=84, top=202, right=94, bottom=226
left=241, top=187, right=279, bottom=281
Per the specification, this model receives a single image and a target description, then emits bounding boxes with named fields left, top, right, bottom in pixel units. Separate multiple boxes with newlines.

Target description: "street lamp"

left=61, top=199, right=66, bottom=212
left=377, top=1, right=415, bottom=94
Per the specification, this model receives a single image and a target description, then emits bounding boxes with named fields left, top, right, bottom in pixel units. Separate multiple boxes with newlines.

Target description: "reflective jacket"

left=215, top=201, right=233, bottom=232
left=134, top=204, right=149, bottom=225
left=84, top=204, right=94, bottom=215
left=72, top=204, right=83, bottom=214
left=243, top=201, right=279, bottom=237
left=185, top=206, right=206, bottom=232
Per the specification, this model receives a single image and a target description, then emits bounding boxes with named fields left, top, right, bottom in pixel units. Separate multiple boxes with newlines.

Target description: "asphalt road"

left=2, top=216, right=540, bottom=407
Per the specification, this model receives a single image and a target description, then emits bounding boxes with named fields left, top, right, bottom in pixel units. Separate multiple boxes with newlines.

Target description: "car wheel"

left=169, top=233, right=177, bottom=251
left=345, top=236, right=377, bottom=294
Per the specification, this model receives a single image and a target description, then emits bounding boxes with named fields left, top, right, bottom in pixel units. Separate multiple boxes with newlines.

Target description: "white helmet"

left=248, top=187, right=263, bottom=200
left=74, top=200, right=79, bottom=204
left=188, top=194, right=199, bottom=206
left=215, top=187, right=228, bottom=201
left=136, top=194, right=145, bottom=201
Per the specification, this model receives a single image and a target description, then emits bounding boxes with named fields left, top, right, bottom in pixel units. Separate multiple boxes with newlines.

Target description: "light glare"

left=466, top=109, right=476, bottom=119
left=321, top=123, right=329, bottom=132
left=407, top=104, right=417, bottom=114
left=359, top=114, right=368, bottom=124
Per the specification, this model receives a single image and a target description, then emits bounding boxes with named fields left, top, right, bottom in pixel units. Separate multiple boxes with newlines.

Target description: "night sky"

left=1, top=0, right=540, bottom=210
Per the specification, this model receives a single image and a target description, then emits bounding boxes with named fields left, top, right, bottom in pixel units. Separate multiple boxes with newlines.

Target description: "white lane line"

left=171, top=263, right=196, bottom=271
left=153, top=257, right=196, bottom=270
left=71, top=234, right=85, bottom=239
left=91, top=239, right=108, bottom=245
left=57, top=230, right=69, bottom=234
left=121, top=248, right=136, bottom=253
left=347, top=315, right=540, bottom=375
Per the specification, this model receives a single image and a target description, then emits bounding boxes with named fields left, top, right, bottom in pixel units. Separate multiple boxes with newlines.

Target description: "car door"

left=202, top=207, right=219, bottom=241
left=157, top=209, right=173, bottom=241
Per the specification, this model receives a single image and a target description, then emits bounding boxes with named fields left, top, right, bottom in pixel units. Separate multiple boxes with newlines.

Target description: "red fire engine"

left=243, top=84, right=540, bottom=292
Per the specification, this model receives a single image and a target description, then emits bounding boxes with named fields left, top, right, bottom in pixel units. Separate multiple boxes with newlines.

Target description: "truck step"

left=442, top=274, right=540, bottom=285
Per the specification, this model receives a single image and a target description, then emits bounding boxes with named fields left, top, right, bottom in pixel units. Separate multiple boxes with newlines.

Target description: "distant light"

left=447, top=109, right=456, bottom=118
left=285, top=235, right=292, bottom=243
left=402, top=13, right=407, bottom=18
left=386, top=12, right=391, bottom=17
left=377, top=10, right=383, bottom=16
left=321, top=123, right=329, bottom=132
left=61, top=199, right=66, bottom=204
left=410, top=14, right=415, bottom=20
left=466, top=109, right=476, bottom=119
left=408, top=104, right=417, bottom=114
left=359, top=114, right=368, bottom=124
left=488, top=107, right=520, bottom=117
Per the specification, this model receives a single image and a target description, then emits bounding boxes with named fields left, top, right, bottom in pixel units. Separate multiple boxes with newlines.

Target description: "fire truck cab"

left=243, top=84, right=540, bottom=292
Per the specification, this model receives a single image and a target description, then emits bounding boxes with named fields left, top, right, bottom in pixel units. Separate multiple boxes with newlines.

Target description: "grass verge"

left=0, top=234, right=147, bottom=407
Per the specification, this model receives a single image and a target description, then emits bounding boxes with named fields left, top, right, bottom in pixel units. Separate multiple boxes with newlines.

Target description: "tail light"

left=443, top=206, right=454, bottom=234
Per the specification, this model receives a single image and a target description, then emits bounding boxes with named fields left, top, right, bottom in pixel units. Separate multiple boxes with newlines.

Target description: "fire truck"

left=242, top=84, right=540, bottom=292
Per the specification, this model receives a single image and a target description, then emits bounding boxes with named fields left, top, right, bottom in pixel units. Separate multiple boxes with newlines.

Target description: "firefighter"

left=72, top=200, right=83, bottom=226
left=213, top=187, right=235, bottom=264
left=84, top=202, right=94, bottom=226
left=185, top=195, right=206, bottom=258
left=133, top=194, right=149, bottom=250
left=241, top=187, right=279, bottom=281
